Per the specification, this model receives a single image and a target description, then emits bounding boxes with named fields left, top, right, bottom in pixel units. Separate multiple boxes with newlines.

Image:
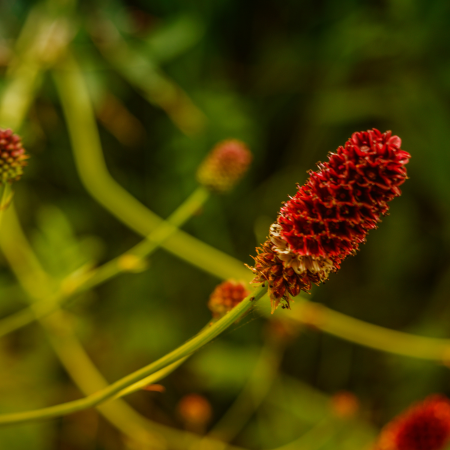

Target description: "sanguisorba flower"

left=207, top=280, right=250, bottom=319
left=247, top=129, right=410, bottom=312
left=196, top=139, right=252, bottom=193
left=0, top=128, right=28, bottom=185
left=376, top=395, right=450, bottom=450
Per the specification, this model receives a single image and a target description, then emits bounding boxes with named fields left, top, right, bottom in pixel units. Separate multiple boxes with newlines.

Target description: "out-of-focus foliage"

left=1, top=0, right=450, bottom=448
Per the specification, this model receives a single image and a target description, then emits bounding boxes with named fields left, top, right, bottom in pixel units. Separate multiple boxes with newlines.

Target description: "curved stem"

left=0, top=183, right=12, bottom=229
left=88, top=15, right=206, bottom=135
left=271, top=417, right=336, bottom=450
left=207, top=334, right=285, bottom=443
left=0, top=285, right=266, bottom=425
left=52, top=52, right=251, bottom=282
left=0, top=2, right=74, bottom=130
left=0, top=205, right=250, bottom=448
left=79, top=185, right=210, bottom=292
left=0, top=186, right=210, bottom=336
left=113, top=356, right=188, bottom=400
left=288, top=300, right=450, bottom=361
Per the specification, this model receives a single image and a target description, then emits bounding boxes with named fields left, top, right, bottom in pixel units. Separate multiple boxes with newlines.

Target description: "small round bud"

left=207, top=280, right=250, bottom=319
left=330, top=391, right=359, bottom=419
left=196, top=139, right=252, bottom=193
left=177, top=394, right=212, bottom=429
left=0, top=128, right=28, bottom=185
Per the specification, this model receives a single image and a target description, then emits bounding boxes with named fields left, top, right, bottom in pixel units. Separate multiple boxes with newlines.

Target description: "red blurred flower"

left=196, top=139, right=252, bottom=193
left=376, top=395, right=450, bottom=450
left=208, top=280, right=250, bottom=318
left=0, top=128, right=28, bottom=185
left=247, top=129, right=410, bottom=311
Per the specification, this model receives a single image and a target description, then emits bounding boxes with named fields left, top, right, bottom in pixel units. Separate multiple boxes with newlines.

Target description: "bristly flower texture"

left=196, top=139, right=252, bottom=193
left=208, top=280, right=250, bottom=319
left=376, top=395, right=450, bottom=450
left=247, top=129, right=410, bottom=312
left=0, top=128, right=28, bottom=185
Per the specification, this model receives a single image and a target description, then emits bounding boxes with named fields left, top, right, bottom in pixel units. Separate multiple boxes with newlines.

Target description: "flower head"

left=376, top=395, right=450, bottom=450
left=247, top=129, right=410, bottom=312
left=207, top=280, right=250, bottom=318
left=0, top=128, right=28, bottom=185
left=196, top=139, right=252, bottom=193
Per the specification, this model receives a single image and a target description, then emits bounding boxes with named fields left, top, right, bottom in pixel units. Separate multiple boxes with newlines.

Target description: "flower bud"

left=247, top=129, right=410, bottom=312
left=177, top=394, right=212, bottom=430
left=375, top=395, right=450, bottom=450
left=0, top=128, right=28, bottom=185
left=207, top=280, right=250, bottom=319
left=196, top=139, right=252, bottom=193
left=330, top=391, right=359, bottom=419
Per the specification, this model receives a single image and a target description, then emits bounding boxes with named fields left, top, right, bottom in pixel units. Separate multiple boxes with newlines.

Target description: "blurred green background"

left=1, top=0, right=450, bottom=448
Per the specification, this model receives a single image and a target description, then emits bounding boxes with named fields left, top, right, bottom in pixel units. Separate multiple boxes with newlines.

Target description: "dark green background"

left=1, top=0, right=450, bottom=448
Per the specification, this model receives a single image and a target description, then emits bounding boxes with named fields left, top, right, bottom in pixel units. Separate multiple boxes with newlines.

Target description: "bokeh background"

left=1, top=0, right=450, bottom=448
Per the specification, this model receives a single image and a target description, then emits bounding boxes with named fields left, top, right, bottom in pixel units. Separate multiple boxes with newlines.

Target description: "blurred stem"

left=0, top=2, right=73, bottom=130
left=113, top=357, right=188, bottom=400
left=271, top=417, right=337, bottom=450
left=0, top=203, right=266, bottom=446
left=206, top=333, right=286, bottom=443
left=0, top=183, right=13, bottom=228
left=288, top=300, right=450, bottom=361
left=40, top=312, right=168, bottom=449
left=0, top=207, right=253, bottom=450
left=0, top=205, right=164, bottom=446
left=52, top=52, right=250, bottom=282
left=51, top=51, right=450, bottom=366
left=89, top=16, right=206, bottom=135
left=0, top=186, right=209, bottom=336
left=80, top=185, right=210, bottom=291
left=0, top=279, right=266, bottom=424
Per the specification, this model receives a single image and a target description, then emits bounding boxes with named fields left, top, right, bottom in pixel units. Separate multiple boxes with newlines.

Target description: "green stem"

left=113, top=356, right=189, bottom=400
left=80, top=185, right=210, bottom=292
left=52, top=52, right=251, bottom=282
left=39, top=311, right=165, bottom=447
left=0, top=183, right=12, bottom=228
left=271, top=417, right=336, bottom=450
left=0, top=2, right=74, bottom=130
left=289, top=300, right=450, bottom=361
left=207, top=334, right=285, bottom=443
left=0, top=186, right=210, bottom=336
left=0, top=204, right=248, bottom=448
left=88, top=16, right=206, bottom=135
left=0, top=286, right=267, bottom=425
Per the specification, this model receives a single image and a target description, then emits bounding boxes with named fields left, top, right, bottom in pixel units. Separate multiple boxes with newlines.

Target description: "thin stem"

left=88, top=15, right=206, bottom=135
left=0, top=183, right=12, bottom=228
left=113, top=357, right=188, bottom=400
left=40, top=311, right=166, bottom=448
left=207, top=334, right=285, bottom=443
left=52, top=52, right=251, bottom=282
left=0, top=205, right=250, bottom=449
left=0, top=186, right=210, bottom=336
left=288, top=300, right=450, bottom=361
left=271, top=417, right=336, bottom=450
left=80, top=185, right=211, bottom=292
left=0, top=2, right=74, bottom=130
left=0, top=285, right=267, bottom=425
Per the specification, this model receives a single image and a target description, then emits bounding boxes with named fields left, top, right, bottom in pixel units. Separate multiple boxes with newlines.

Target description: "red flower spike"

left=196, top=139, right=252, bottom=193
left=376, top=395, right=450, bottom=450
left=0, top=128, right=28, bottom=185
left=247, top=129, right=410, bottom=312
left=207, top=280, right=250, bottom=318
